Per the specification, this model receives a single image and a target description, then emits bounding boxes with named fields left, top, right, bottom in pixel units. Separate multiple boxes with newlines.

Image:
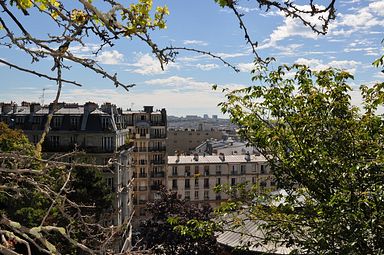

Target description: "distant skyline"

left=1, top=0, right=384, bottom=116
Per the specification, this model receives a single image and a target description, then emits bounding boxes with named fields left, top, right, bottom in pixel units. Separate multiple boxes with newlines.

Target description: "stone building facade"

left=0, top=101, right=136, bottom=252
left=166, top=153, right=276, bottom=208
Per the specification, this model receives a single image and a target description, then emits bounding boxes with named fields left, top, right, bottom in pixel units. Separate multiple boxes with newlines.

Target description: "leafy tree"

left=0, top=123, right=116, bottom=254
left=136, top=187, right=220, bottom=255
left=215, top=64, right=384, bottom=254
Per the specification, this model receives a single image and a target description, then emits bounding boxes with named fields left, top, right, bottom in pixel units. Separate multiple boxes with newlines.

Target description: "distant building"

left=122, top=106, right=167, bottom=218
left=166, top=128, right=225, bottom=156
left=193, top=137, right=259, bottom=156
left=166, top=154, right=276, bottom=208
left=0, top=101, right=134, bottom=252
left=1, top=102, right=170, bottom=249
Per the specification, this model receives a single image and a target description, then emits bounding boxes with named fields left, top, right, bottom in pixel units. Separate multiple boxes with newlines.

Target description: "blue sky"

left=0, top=0, right=383, bottom=116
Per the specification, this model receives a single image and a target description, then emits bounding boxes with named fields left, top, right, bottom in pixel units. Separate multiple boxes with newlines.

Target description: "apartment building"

left=122, top=106, right=167, bottom=218
left=0, top=101, right=134, bottom=252
left=167, top=128, right=225, bottom=155
left=166, top=153, right=275, bottom=208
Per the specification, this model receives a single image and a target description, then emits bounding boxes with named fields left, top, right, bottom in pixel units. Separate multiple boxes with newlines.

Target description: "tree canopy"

left=215, top=64, right=384, bottom=254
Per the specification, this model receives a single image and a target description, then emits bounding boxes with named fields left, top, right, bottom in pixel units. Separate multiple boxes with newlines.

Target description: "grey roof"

left=217, top=218, right=293, bottom=254
left=168, top=155, right=266, bottom=164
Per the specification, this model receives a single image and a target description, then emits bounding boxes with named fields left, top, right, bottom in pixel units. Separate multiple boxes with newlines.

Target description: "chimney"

left=30, top=103, right=41, bottom=113
left=84, top=102, right=98, bottom=113
left=193, top=153, right=199, bottom=161
left=2, top=103, right=14, bottom=114
left=219, top=153, right=225, bottom=162
left=176, top=152, right=180, bottom=163
left=245, top=151, right=251, bottom=162
left=49, top=102, right=64, bottom=112
left=143, top=106, right=153, bottom=113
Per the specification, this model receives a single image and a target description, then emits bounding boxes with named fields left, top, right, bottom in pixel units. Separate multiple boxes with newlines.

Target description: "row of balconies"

left=132, top=171, right=165, bottom=178
left=173, top=184, right=211, bottom=190
left=133, top=146, right=166, bottom=152
left=170, top=170, right=252, bottom=177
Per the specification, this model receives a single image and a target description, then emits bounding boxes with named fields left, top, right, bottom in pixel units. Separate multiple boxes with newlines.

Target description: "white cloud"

left=183, top=40, right=208, bottom=46
left=259, top=6, right=327, bottom=49
left=96, top=50, right=124, bottom=65
left=126, top=53, right=178, bottom=75
left=237, top=62, right=255, bottom=72
left=237, top=6, right=258, bottom=13
left=295, top=58, right=361, bottom=74
left=195, top=63, right=219, bottom=71
left=144, top=76, right=213, bottom=91
left=216, top=52, right=248, bottom=58
left=330, top=1, right=384, bottom=35
left=69, top=43, right=100, bottom=54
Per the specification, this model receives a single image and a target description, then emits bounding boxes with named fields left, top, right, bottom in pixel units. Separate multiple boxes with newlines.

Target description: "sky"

left=0, top=0, right=383, bottom=117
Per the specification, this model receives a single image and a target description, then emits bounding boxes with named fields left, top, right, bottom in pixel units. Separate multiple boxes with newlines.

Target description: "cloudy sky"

left=0, top=0, right=383, bottom=116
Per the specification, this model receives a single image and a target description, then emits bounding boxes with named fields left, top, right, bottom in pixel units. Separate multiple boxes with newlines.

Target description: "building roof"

left=167, top=155, right=266, bottom=164
left=217, top=218, right=293, bottom=254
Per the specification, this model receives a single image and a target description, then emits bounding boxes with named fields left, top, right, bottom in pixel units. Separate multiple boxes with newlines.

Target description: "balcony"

left=150, top=160, right=165, bottom=165
left=138, top=186, right=147, bottom=191
left=138, top=199, right=147, bottom=205
left=150, top=133, right=166, bottom=139
left=151, top=171, right=165, bottom=178
left=139, top=173, right=148, bottom=178
left=133, top=147, right=148, bottom=152
left=204, top=184, right=210, bottom=189
left=150, top=121, right=166, bottom=126
left=150, top=185, right=161, bottom=191
left=148, top=146, right=166, bottom=152
left=172, top=186, right=178, bottom=190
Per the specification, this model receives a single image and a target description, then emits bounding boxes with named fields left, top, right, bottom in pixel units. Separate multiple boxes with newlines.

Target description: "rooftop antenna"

left=39, top=88, right=47, bottom=105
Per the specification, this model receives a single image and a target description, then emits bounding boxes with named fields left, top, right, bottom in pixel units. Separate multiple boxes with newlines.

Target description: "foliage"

left=215, top=64, right=384, bottom=254
left=136, top=187, right=220, bottom=255
left=0, top=123, right=116, bottom=253
left=0, top=122, right=35, bottom=155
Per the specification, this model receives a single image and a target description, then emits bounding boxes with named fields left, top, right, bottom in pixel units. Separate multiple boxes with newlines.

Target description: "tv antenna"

left=39, top=88, right=47, bottom=105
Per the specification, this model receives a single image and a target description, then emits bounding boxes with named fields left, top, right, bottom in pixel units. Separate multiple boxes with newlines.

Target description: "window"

left=194, top=166, right=199, bottom=175
left=185, top=166, right=191, bottom=176
left=204, top=178, right=209, bottom=188
left=102, top=136, right=113, bottom=150
left=70, top=135, right=77, bottom=144
left=231, top=178, right=236, bottom=186
left=252, top=177, right=256, bottom=184
left=70, top=117, right=79, bottom=127
left=49, top=136, right=60, bottom=147
left=204, top=191, right=209, bottom=200
left=216, top=178, right=221, bottom=185
left=240, top=164, right=246, bottom=174
left=15, top=116, right=24, bottom=124
left=261, top=165, right=266, bottom=174
left=172, top=166, right=178, bottom=176
left=195, top=178, right=199, bottom=188
left=204, top=165, right=210, bottom=176
left=52, top=117, right=62, bottom=128
left=172, top=179, right=178, bottom=189
left=194, top=190, right=199, bottom=199
left=216, top=165, right=222, bottom=175
left=185, top=179, right=190, bottom=189
left=33, top=135, right=39, bottom=144
left=106, top=177, right=114, bottom=191
left=32, top=116, right=41, bottom=124
left=185, top=191, right=190, bottom=200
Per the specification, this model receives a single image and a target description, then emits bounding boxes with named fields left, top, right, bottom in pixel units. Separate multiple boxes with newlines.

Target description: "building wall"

left=166, top=155, right=276, bottom=208
left=167, top=129, right=224, bottom=156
